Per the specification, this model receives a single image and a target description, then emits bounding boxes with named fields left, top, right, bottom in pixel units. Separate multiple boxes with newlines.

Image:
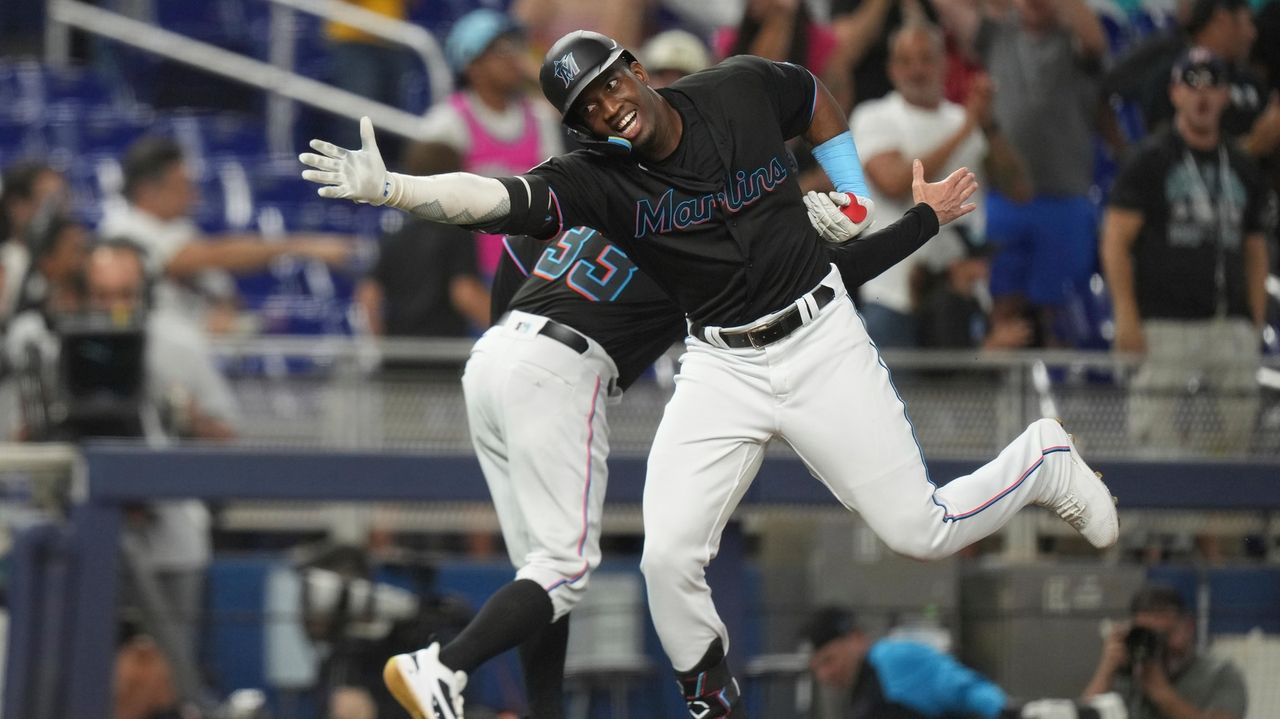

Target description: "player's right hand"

left=299, top=116, right=390, bottom=206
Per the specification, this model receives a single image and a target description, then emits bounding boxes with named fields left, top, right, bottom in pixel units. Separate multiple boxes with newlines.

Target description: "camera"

left=15, top=311, right=148, bottom=441
left=1124, top=625, right=1166, bottom=667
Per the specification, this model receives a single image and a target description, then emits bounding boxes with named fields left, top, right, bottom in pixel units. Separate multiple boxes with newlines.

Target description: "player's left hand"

left=912, top=159, right=977, bottom=226
left=299, top=116, right=390, bottom=205
left=804, top=191, right=876, bottom=243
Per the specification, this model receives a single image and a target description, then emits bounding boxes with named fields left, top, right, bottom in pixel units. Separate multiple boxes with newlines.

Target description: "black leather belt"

left=500, top=312, right=589, bottom=354
left=692, top=284, right=836, bottom=349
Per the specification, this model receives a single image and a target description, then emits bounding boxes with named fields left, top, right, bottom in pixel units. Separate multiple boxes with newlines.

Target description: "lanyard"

left=1179, top=144, right=1234, bottom=317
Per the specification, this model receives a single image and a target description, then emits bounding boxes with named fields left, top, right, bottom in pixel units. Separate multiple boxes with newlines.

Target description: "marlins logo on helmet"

left=553, top=52, right=581, bottom=87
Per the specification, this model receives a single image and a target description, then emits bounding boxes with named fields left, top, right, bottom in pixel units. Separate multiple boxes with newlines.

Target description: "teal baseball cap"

left=445, top=9, right=524, bottom=74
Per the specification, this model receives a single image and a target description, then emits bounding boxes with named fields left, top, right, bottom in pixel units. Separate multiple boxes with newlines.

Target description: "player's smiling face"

left=575, top=61, right=664, bottom=150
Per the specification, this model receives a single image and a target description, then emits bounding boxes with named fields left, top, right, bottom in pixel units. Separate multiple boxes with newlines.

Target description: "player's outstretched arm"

left=299, top=117, right=512, bottom=226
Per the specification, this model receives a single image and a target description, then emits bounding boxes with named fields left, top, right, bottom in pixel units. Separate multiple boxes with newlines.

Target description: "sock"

left=439, top=579, right=554, bottom=673
left=519, top=615, right=570, bottom=719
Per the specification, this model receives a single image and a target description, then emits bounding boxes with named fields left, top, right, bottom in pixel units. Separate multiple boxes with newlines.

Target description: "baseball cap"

left=1171, top=46, right=1228, bottom=88
left=799, top=606, right=859, bottom=652
left=445, top=9, right=523, bottom=74
left=639, top=30, right=711, bottom=77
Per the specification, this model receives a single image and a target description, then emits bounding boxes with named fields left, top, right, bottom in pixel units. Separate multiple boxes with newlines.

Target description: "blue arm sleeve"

left=811, top=132, right=869, bottom=198
left=870, top=641, right=1008, bottom=719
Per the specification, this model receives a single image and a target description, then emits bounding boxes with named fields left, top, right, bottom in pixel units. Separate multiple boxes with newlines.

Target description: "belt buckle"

left=746, top=327, right=767, bottom=349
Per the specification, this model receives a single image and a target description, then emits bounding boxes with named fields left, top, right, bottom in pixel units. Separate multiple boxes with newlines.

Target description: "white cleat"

left=1040, top=419, right=1119, bottom=549
left=383, top=643, right=467, bottom=719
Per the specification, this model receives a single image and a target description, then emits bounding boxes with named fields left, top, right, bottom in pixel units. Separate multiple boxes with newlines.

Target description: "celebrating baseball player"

left=459, top=198, right=965, bottom=719
left=300, top=29, right=1118, bottom=719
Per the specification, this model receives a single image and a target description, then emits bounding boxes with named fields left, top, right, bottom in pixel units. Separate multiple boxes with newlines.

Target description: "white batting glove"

left=299, top=116, right=391, bottom=205
left=804, top=191, right=876, bottom=243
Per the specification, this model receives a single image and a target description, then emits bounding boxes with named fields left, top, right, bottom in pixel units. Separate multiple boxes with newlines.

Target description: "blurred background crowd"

left=0, top=0, right=1276, bottom=362
left=1, top=0, right=1279, bottom=718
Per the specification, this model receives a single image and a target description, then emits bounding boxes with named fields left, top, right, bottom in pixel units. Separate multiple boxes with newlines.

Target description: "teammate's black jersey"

left=491, top=205, right=942, bottom=391
left=493, top=229, right=685, bottom=390
left=497, top=56, right=829, bottom=327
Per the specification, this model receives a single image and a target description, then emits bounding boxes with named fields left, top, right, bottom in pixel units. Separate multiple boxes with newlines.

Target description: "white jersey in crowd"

left=98, top=203, right=236, bottom=325
left=138, top=307, right=239, bottom=571
left=851, top=91, right=988, bottom=314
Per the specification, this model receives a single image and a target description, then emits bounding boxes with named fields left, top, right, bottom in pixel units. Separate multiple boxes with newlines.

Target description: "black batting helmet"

left=539, top=30, right=637, bottom=154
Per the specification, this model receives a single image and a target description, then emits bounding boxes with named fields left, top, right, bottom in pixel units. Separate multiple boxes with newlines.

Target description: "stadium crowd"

left=0, top=0, right=1277, bottom=718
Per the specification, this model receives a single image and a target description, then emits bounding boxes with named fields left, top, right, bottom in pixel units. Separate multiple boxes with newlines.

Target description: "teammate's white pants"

left=641, top=266, right=1079, bottom=670
left=463, top=311, right=619, bottom=620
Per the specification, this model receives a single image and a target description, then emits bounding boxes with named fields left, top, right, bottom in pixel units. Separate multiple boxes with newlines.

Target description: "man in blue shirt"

left=804, top=606, right=1008, bottom=718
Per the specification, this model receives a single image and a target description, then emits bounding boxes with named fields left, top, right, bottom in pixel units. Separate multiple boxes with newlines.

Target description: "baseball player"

left=300, top=30, right=1118, bottom=719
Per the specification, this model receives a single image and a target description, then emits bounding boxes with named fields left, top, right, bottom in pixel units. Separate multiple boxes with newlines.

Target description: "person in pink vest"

left=424, top=9, right=566, bottom=278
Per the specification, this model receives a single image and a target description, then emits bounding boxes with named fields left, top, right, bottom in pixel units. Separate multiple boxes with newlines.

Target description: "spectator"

left=639, top=29, right=713, bottom=88
left=804, top=605, right=1013, bottom=718
left=424, top=9, right=565, bottom=278
left=938, top=0, right=1108, bottom=346
left=86, top=240, right=237, bottom=716
left=1, top=162, right=68, bottom=323
left=1083, top=583, right=1248, bottom=719
left=1, top=208, right=85, bottom=442
left=1100, top=48, right=1270, bottom=455
left=1105, top=0, right=1277, bottom=157
left=354, top=142, right=490, bottom=343
left=851, top=21, right=1031, bottom=348
left=915, top=246, right=1033, bottom=349
left=714, top=0, right=840, bottom=76
left=828, top=0, right=941, bottom=111
left=805, top=605, right=1131, bottom=719
left=99, top=136, right=351, bottom=332
left=10, top=209, right=88, bottom=319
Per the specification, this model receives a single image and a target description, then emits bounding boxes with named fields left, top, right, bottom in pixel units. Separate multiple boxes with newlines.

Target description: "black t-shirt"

left=492, top=229, right=685, bottom=390
left=371, top=218, right=480, bottom=337
left=1109, top=127, right=1269, bottom=320
left=489, top=205, right=941, bottom=389
left=508, top=56, right=831, bottom=327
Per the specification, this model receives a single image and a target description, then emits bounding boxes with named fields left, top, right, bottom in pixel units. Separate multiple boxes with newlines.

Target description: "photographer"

left=1083, top=584, right=1247, bottom=719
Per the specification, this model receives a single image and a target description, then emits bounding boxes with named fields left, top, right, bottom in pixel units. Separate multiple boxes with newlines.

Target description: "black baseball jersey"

left=491, top=205, right=942, bottom=390
left=493, top=228, right=685, bottom=390
left=495, top=56, right=829, bottom=328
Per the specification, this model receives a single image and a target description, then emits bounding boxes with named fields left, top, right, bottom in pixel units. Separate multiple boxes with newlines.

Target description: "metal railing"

left=44, top=0, right=453, bottom=151
left=193, top=338, right=1280, bottom=459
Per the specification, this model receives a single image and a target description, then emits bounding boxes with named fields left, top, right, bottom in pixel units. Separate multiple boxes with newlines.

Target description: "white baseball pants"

left=463, top=311, right=619, bottom=620
left=641, top=266, right=1081, bottom=670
